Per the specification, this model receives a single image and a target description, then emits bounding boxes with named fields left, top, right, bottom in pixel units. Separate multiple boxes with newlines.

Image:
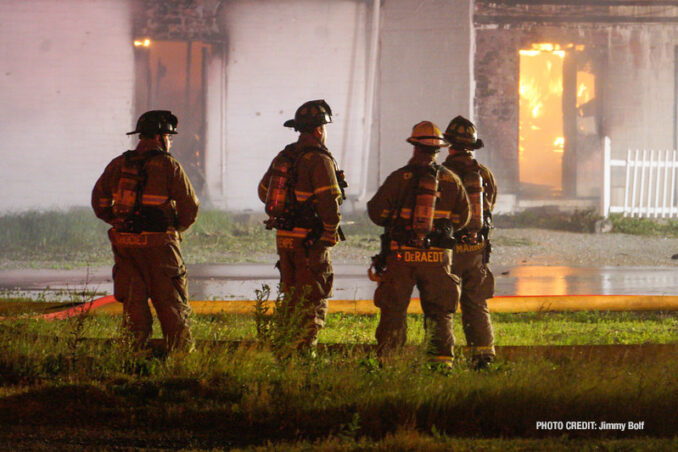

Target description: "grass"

left=494, top=207, right=602, bottom=232
left=6, top=208, right=678, bottom=269
left=1, top=429, right=676, bottom=451
left=0, top=208, right=383, bottom=269
left=2, top=305, right=677, bottom=346
left=608, top=214, right=678, bottom=237
left=0, top=323, right=676, bottom=446
left=1, top=296, right=676, bottom=448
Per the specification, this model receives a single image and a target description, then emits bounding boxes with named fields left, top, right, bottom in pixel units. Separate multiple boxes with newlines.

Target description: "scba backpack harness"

left=264, top=144, right=347, bottom=244
left=112, top=150, right=168, bottom=234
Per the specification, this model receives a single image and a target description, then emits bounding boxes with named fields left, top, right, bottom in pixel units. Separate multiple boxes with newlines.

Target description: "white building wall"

left=603, top=27, right=678, bottom=208
left=0, top=0, right=474, bottom=212
left=377, top=0, right=473, bottom=182
left=605, top=27, right=676, bottom=157
left=207, top=0, right=473, bottom=210
left=0, top=0, right=135, bottom=212
left=210, top=0, right=369, bottom=210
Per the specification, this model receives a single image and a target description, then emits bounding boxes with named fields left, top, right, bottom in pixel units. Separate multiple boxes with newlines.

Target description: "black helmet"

left=127, top=110, right=178, bottom=136
left=443, top=115, right=484, bottom=150
left=284, top=99, right=332, bottom=131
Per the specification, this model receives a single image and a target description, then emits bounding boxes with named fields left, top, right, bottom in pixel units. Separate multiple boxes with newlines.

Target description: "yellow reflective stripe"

left=314, top=184, right=341, bottom=195
left=379, top=209, right=391, bottom=218
left=141, top=194, right=168, bottom=205
left=98, top=198, right=112, bottom=207
left=450, top=214, right=460, bottom=221
left=434, top=210, right=451, bottom=219
left=277, top=227, right=310, bottom=238
left=295, top=190, right=313, bottom=201
left=389, top=242, right=447, bottom=251
left=399, top=208, right=412, bottom=219
left=259, top=181, right=268, bottom=191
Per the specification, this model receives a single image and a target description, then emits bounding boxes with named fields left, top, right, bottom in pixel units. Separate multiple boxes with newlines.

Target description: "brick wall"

left=0, top=0, right=135, bottom=211
left=474, top=2, right=678, bottom=201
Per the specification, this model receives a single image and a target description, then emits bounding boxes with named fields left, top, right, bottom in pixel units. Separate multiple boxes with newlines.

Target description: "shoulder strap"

left=295, top=145, right=348, bottom=201
left=121, top=149, right=167, bottom=216
left=389, top=164, right=433, bottom=227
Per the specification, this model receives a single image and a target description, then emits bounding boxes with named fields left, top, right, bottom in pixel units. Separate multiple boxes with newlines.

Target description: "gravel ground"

left=3, top=228, right=678, bottom=270
left=490, top=228, right=678, bottom=267
left=330, top=228, right=678, bottom=268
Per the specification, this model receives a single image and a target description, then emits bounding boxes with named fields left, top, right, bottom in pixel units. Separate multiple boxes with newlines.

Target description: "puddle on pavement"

left=2, top=265, right=678, bottom=302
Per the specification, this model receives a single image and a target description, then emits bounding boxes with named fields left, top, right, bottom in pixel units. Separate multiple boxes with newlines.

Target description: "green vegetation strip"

left=1, top=309, right=676, bottom=447
left=2, top=308, right=677, bottom=345
left=4, top=208, right=678, bottom=270
left=0, top=208, right=383, bottom=269
left=0, top=338, right=676, bottom=442
left=0, top=427, right=676, bottom=451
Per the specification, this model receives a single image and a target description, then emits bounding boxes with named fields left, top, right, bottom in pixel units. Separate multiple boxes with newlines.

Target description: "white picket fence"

left=603, top=137, right=678, bottom=218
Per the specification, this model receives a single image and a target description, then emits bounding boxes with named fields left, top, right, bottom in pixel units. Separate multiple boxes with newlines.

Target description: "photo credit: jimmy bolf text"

left=536, top=421, right=645, bottom=431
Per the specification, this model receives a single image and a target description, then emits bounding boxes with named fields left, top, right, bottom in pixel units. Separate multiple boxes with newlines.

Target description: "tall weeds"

left=253, top=284, right=312, bottom=359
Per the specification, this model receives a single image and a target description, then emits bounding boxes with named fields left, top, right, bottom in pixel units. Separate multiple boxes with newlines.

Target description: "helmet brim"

left=407, top=137, right=448, bottom=148
left=126, top=130, right=178, bottom=135
left=283, top=119, right=296, bottom=128
left=443, top=135, right=484, bottom=150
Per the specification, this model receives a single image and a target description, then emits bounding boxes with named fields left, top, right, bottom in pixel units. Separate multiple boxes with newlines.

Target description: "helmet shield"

left=127, top=110, right=178, bottom=136
left=443, top=115, right=484, bottom=150
left=284, top=99, right=333, bottom=131
left=406, top=121, right=448, bottom=148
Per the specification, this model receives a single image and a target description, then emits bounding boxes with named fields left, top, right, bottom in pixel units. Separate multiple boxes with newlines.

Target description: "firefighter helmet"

left=127, top=110, right=178, bottom=136
left=284, top=99, right=333, bottom=131
left=406, top=121, right=448, bottom=149
left=443, top=115, right=484, bottom=150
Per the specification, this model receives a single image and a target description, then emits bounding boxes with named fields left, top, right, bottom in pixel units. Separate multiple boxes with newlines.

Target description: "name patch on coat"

left=398, top=250, right=445, bottom=264
left=454, top=242, right=485, bottom=254
left=115, top=234, right=149, bottom=247
left=277, top=237, right=295, bottom=250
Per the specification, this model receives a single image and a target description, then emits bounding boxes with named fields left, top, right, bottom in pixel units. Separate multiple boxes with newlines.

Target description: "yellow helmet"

left=406, top=121, right=448, bottom=148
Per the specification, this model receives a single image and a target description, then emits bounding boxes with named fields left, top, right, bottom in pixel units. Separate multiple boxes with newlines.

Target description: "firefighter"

left=258, top=99, right=346, bottom=350
left=367, top=121, right=470, bottom=368
left=442, top=115, right=497, bottom=370
left=92, top=110, right=199, bottom=352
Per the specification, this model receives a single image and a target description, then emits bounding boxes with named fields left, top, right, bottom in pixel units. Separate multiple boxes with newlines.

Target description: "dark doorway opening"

left=134, top=40, right=212, bottom=195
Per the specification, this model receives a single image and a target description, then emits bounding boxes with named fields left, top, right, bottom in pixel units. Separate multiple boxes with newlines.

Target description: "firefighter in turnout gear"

left=367, top=121, right=470, bottom=367
left=92, top=110, right=199, bottom=352
left=258, top=99, right=346, bottom=350
left=442, top=115, right=497, bottom=370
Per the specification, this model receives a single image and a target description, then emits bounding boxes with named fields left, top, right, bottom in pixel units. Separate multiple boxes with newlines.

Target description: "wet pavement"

left=1, top=264, right=678, bottom=300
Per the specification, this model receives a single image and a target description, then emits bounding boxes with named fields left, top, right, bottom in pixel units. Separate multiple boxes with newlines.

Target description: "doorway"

left=134, top=40, right=212, bottom=195
left=519, top=43, right=565, bottom=198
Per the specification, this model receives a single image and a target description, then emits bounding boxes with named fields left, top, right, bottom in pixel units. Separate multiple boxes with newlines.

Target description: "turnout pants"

left=277, top=241, right=333, bottom=348
left=374, top=251, right=461, bottom=363
left=452, top=242, right=495, bottom=360
left=111, top=232, right=193, bottom=351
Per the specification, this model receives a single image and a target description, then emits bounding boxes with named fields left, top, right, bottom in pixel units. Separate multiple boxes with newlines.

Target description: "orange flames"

left=519, top=43, right=571, bottom=194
